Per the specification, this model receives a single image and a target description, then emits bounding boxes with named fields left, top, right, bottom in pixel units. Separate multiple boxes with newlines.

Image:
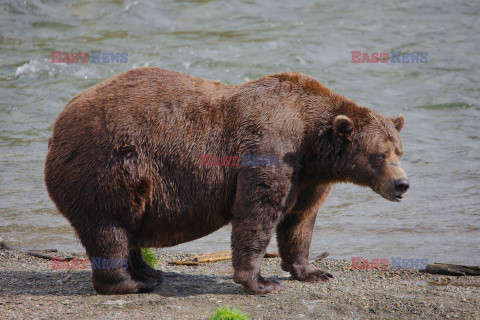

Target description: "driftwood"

left=425, top=263, right=480, bottom=276
left=28, top=249, right=59, bottom=253
left=26, top=251, right=72, bottom=262
left=0, top=236, right=59, bottom=254
left=168, top=251, right=280, bottom=266
left=169, top=260, right=200, bottom=266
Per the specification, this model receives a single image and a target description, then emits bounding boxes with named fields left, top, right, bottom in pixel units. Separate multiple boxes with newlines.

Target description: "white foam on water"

left=15, top=57, right=66, bottom=78
left=16, top=57, right=103, bottom=80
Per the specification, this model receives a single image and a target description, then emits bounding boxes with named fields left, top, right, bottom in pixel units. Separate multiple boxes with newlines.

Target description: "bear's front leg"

left=277, top=184, right=334, bottom=282
left=231, top=169, right=291, bottom=294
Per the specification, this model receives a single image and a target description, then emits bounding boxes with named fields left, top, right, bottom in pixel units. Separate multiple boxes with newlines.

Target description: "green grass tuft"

left=209, top=307, right=251, bottom=320
left=141, top=248, right=157, bottom=268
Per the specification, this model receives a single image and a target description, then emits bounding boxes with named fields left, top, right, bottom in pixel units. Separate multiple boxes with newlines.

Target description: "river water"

left=1, top=0, right=479, bottom=264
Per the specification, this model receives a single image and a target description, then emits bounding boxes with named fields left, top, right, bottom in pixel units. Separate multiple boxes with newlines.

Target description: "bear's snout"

left=381, top=176, right=408, bottom=202
left=394, top=178, right=410, bottom=194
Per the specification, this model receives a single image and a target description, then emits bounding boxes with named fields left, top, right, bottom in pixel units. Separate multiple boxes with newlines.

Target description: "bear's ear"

left=390, top=114, right=405, bottom=132
left=333, top=115, right=354, bottom=138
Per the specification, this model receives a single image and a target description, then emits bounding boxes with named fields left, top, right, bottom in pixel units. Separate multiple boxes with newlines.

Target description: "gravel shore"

left=0, top=249, right=478, bottom=319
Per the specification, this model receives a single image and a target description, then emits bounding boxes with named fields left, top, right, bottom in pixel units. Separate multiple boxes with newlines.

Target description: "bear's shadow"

left=0, top=270, right=287, bottom=297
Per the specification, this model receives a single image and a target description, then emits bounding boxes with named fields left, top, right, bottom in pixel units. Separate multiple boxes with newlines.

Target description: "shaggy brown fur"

left=45, top=67, right=409, bottom=295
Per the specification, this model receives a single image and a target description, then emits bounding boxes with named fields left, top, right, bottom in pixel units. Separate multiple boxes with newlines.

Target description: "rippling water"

left=1, top=0, right=479, bottom=264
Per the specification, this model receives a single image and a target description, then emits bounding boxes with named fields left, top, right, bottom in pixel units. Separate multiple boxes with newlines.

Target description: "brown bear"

left=45, top=67, right=409, bottom=295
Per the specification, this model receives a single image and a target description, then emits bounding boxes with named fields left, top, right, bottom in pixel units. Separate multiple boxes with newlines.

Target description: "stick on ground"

left=425, top=263, right=480, bottom=276
left=26, top=251, right=72, bottom=262
left=168, top=251, right=279, bottom=265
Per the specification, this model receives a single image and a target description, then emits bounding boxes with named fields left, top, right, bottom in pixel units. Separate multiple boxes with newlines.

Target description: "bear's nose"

left=394, top=178, right=410, bottom=193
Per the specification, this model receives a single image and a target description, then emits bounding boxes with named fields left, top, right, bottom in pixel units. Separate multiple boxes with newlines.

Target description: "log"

left=425, top=263, right=480, bottom=276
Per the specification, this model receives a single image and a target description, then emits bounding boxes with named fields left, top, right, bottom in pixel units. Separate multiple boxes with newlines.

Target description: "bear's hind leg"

left=128, top=248, right=164, bottom=282
left=92, top=267, right=156, bottom=295
left=80, top=220, right=158, bottom=294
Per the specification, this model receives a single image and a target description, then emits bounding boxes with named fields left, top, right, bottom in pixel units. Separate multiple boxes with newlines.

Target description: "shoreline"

left=0, top=249, right=478, bottom=319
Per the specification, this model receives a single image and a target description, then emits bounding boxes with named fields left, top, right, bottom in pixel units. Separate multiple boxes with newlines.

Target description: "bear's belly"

left=137, top=207, right=232, bottom=248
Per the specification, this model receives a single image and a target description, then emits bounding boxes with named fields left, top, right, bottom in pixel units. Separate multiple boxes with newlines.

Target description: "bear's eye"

left=377, top=153, right=387, bottom=160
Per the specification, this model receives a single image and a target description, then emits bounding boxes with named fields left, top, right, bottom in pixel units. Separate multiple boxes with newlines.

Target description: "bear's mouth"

left=387, top=195, right=403, bottom=202
left=373, top=187, right=404, bottom=202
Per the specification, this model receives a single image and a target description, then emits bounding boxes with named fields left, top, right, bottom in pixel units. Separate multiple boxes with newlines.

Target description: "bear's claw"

left=242, top=277, right=284, bottom=295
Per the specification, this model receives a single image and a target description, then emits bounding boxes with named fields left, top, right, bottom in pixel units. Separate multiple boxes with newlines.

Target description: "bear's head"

left=328, top=110, right=409, bottom=202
